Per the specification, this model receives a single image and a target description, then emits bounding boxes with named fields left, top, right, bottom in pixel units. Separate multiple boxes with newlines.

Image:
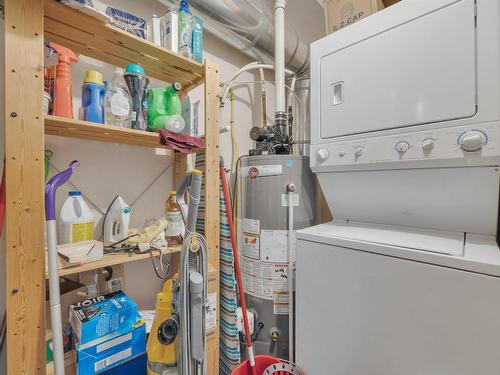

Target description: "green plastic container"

left=147, top=82, right=183, bottom=131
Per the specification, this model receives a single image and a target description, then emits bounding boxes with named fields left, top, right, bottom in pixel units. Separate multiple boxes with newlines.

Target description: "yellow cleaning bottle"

left=147, top=279, right=178, bottom=374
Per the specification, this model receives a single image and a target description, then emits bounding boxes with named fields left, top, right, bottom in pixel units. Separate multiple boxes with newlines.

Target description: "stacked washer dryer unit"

left=297, top=1, right=500, bottom=374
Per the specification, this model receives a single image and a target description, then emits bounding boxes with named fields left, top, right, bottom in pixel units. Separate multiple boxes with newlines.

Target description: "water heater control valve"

left=458, top=130, right=487, bottom=152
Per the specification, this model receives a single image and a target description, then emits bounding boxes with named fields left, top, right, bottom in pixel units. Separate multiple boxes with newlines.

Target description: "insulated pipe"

left=274, top=0, right=288, bottom=129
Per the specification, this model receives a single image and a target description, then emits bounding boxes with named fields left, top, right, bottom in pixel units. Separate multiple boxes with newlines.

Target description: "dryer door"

left=320, top=0, right=477, bottom=139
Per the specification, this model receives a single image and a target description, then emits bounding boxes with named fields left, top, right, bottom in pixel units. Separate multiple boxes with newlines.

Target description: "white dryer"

left=297, top=0, right=500, bottom=373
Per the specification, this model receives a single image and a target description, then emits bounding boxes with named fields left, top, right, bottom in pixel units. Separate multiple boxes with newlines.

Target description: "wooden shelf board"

left=44, top=0, right=204, bottom=89
left=45, top=115, right=162, bottom=147
left=45, top=245, right=182, bottom=279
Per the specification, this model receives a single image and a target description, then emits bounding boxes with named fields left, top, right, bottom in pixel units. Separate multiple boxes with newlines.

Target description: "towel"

left=159, top=129, right=205, bottom=154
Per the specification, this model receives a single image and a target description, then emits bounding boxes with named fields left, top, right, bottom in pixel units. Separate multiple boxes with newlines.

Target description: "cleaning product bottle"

left=105, top=67, right=132, bottom=127
left=178, top=0, right=193, bottom=59
left=147, top=279, right=178, bottom=375
left=147, top=82, right=184, bottom=132
left=58, top=191, right=95, bottom=244
left=124, top=64, right=150, bottom=131
left=48, top=42, right=78, bottom=118
left=82, top=70, right=105, bottom=124
left=165, top=191, right=182, bottom=246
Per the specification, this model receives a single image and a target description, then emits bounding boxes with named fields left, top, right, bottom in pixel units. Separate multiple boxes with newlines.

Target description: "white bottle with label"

left=104, top=67, right=132, bottom=127
left=59, top=191, right=95, bottom=245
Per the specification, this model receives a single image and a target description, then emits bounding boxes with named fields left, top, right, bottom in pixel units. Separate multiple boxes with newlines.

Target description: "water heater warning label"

left=242, top=233, right=260, bottom=260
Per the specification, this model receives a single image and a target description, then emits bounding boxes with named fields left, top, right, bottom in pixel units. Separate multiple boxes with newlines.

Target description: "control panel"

left=311, top=123, right=500, bottom=170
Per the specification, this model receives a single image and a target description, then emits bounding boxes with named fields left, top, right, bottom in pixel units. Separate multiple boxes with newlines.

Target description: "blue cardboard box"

left=70, top=291, right=141, bottom=344
left=76, top=323, right=146, bottom=375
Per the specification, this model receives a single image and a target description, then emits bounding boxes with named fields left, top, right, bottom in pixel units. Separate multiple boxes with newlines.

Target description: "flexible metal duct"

left=158, top=0, right=310, bottom=75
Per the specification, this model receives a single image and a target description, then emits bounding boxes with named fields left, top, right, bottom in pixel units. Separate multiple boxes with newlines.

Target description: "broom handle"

left=220, top=160, right=257, bottom=369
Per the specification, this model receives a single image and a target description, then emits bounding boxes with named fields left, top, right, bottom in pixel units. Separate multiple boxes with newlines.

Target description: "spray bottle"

left=47, top=42, right=78, bottom=118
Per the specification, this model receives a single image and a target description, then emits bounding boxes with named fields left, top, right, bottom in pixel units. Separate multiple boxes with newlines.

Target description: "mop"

left=219, top=160, right=304, bottom=375
left=45, top=160, right=80, bottom=375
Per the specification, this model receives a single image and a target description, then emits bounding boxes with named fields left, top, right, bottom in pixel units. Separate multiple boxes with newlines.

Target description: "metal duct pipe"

left=175, top=0, right=310, bottom=75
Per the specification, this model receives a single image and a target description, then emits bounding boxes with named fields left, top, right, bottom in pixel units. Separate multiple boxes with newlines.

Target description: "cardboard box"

left=324, top=0, right=384, bottom=34
left=70, top=291, right=141, bottom=344
left=76, top=324, right=146, bottom=375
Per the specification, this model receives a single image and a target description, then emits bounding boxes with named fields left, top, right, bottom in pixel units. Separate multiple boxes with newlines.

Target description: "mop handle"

left=45, top=160, right=79, bottom=220
left=219, top=160, right=256, bottom=364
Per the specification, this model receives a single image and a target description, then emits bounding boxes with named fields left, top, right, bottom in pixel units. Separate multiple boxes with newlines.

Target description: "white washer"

left=298, top=0, right=500, bottom=373
left=297, top=221, right=500, bottom=374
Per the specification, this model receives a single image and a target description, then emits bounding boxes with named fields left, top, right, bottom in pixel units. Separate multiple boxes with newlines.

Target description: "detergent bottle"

left=105, top=67, right=132, bottom=127
left=58, top=191, right=95, bottom=244
left=147, top=279, right=178, bottom=375
left=178, top=0, right=193, bottom=59
left=82, top=70, right=105, bottom=124
left=148, top=82, right=184, bottom=132
left=124, top=64, right=150, bottom=131
left=48, top=42, right=78, bottom=118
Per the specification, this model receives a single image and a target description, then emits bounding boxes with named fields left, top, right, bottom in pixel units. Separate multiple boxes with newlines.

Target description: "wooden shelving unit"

left=4, top=1, right=221, bottom=374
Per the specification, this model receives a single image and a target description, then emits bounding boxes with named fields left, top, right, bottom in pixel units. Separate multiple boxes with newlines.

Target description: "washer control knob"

left=395, top=141, right=409, bottom=154
left=354, top=146, right=364, bottom=157
left=422, top=138, right=435, bottom=152
left=458, top=130, right=487, bottom=152
left=316, top=148, right=329, bottom=162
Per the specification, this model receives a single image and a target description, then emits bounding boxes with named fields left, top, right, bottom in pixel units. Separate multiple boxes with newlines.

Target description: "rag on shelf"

left=159, top=129, right=205, bottom=154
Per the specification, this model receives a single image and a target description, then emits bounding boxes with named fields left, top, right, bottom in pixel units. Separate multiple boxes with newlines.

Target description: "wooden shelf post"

left=4, top=0, right=46, bottom=374
left=204, top=61, right=220, bottom=375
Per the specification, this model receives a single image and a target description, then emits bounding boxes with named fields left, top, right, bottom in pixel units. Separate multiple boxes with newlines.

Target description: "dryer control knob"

left=395, top=141, right=409, bottom=153
left=458, top=130, right=487, bottom=152
left=354, top=146, right=364, bottom=157
left=316, top=148, right=329, bottom=162
left=422, top=138, right=435, bottom=152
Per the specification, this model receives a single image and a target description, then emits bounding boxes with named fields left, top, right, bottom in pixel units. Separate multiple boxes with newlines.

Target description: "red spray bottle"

left=47, top=42, right=78, bottom=118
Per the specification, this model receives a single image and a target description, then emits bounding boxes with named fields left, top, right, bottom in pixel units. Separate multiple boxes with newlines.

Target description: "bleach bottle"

left=82, top=70, right=105, bottom=124
left=58, top=191, right=95, bottom=244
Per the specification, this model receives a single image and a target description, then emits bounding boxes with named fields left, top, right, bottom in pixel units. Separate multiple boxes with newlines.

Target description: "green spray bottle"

left=147, top=82, right=184, bottom=132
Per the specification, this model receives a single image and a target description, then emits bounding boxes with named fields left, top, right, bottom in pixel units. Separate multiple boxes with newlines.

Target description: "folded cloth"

left=159, top=129, right=205, bottom=154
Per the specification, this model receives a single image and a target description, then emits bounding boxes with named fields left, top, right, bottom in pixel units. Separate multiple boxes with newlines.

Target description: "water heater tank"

left=237, top=155, right=318, bottom=359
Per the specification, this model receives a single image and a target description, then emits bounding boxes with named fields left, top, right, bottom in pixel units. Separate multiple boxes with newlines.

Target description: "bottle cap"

left=172, top=82, right=182, bottom=91
left=170, top=191, right=177, bottom=195
left=84, top=70, right=104, bottom=86
left=180, top=0, right=191, bottom=13
left=125, top=64, right=145, bottom=75
left=69, top=191, right=81, bottom=196
left=114, top=67, right=124, bottom=75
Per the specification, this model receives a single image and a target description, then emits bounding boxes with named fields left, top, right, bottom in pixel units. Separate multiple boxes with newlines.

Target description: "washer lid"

left=308, top=220, right=465, bottom=256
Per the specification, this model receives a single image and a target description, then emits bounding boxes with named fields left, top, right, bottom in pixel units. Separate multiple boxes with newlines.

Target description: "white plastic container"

left=58, top=191, right=95, bottom=244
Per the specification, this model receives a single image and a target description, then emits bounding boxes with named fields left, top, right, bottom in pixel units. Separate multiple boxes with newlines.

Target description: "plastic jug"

left=58, top=191, right=95, bottom=244
left=82, top=70, right=105, bottom=124
left=124, top=64, right=150, bottom=131
left=105, top=67, right=132, bottom=127
left=147, top=82, right=184, bottom=131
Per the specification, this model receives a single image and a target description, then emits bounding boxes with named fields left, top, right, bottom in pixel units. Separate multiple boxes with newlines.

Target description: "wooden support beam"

left=4, top=0, right=45, bottom=374
left=203, top=60, right=220, bottom=375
